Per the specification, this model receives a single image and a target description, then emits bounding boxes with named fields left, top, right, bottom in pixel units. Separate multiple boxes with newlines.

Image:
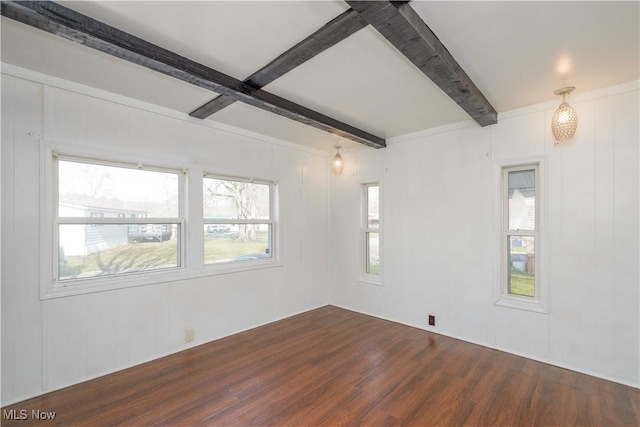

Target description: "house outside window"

left=203, top=175, right=276, bottom=265
left=361, top=182, right=381, bottom=282
left=54, top=155, right=183, bottom=283
left=502, top=164, right=538, bottom=299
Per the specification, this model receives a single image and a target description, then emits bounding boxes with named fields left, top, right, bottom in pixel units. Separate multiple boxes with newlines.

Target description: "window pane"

left=204, top=224, right=271, bottom=264
left=366, top=231, right=380, bottom=275
left=58, top=224, right=179, bottom=280
left=508, top=169, right=535, bottom=231
left=367, top=185, right=379, bottom=229
left=507, top=235, right=535, bottom=297
left=58, top=160, right=179, bottom=218
left=203, top=178, right=270, bottom=220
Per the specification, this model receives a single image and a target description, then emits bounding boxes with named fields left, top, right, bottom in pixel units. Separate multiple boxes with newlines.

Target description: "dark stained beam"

left=191, top=9, right=368, bottom=119
left=2, top=1, right=385, bottom=148
left=346, top=1, right=497, bottom=127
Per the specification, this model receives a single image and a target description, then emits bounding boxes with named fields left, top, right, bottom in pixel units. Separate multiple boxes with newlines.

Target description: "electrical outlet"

left=428, top=315, right=435, bottom=326
left=186, top=328, right=195, bottom=343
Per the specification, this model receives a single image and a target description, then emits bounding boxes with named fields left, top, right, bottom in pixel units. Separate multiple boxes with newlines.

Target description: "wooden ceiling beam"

left=2, top=1, right=385, bottom=148
left=346, top=1, right=497, bottom=127
left=191, top=9, right=368, bottom=119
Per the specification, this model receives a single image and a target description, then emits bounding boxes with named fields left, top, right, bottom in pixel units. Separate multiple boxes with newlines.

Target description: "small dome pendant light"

left=332, top=146, right=344, bottom=175
left=552, top=86, right=578, bottom=144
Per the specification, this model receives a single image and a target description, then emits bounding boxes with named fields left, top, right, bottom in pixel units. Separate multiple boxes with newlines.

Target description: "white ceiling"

left=1, top=1, right=638, bottom=152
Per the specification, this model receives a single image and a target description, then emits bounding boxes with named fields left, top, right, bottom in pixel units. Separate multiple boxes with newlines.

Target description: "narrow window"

left=503, top=165, right=538, bottom=298
left=203, top=175, right=275, bottom=265
left=55, top=155, right=183, bottom=283
left=362, top=183, right=380, bottom=278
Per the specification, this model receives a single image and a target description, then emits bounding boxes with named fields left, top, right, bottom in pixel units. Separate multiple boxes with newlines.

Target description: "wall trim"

left=387, top=79, right=640, bottom=144
left=497, top=80, right=640, bottom=121
left=3, top=64, right=637, bottom=157
left=330, top=304, right=640, bottom=390
left=386, top=119, right=478, bottom=145
left=2, top=303, right=330, bottom=407
left=0, top=63, right=328, bottom=157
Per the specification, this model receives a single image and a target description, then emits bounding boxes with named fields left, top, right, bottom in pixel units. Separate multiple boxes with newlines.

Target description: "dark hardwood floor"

left=3, top=306, right=639, bottom=426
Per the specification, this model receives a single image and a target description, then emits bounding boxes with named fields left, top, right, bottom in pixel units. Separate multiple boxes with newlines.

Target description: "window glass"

left=58, top=224, right=178, bottom=280
left=507, top=235, right=535, bottom=297
left=366, top=231, right=380, bottom=274
left=503, top=166, right=538, bottom=299
left=203, top=224, right=271, bottom=264
left=362, top=183, right=381, bottom=279
left=203, top=177, right=274, bottom=265
left=203, top=178, right=269, bottom=220
left=367, top=185, right=379, bottom=229
left=55, top=156, right=182, bottom=284
left=58, top=160, right=179, bottom=218
left=508, top=169, right=535, bottom=231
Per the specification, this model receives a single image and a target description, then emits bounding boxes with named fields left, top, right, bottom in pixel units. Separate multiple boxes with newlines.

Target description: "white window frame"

left=359, top=181, right=382, bottom=285
left=40, top=144, right=283, bottom=300
left=51, top=152, right=186, bottom=289
left=203, top=173, right=277, bottom=268
left=495, top=160, right=548, bottom=313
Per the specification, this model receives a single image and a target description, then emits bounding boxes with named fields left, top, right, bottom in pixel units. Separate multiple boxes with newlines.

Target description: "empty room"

left=1, top=1, right=639, bottom=425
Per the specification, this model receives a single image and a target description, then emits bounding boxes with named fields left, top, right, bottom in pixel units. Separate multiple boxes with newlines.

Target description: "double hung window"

left=203, top=175, right=275, bottom=265
left=502, top=165, right=538, bottom=299
left=362, top=183, right=381, bottom=279
left=55, top=155, right=183, bottom=283
left=47, top=151, right=280, bottom=297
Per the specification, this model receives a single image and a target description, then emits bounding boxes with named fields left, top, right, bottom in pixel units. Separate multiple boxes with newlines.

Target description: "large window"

left=502, top=165, right=538, bottom=299
left=203, top=175, right=275, bottom=265
left=55, top=155, right=183, bottom=283
left=362, top=183, right=381, bottom=280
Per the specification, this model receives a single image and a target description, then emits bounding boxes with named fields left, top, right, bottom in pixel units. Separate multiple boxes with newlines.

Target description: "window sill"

left=358, top=275, right=383, bottom=287
left=494, top=296, right=548, bottom=314
left=42, top=260, right=283, bottom=300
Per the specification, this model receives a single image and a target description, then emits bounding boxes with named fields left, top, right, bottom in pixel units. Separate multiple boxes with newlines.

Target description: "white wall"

left=2, top=66, right=638, bottom=408
left=1, top=69, right=330, bottom=405
left=329, top=82, right=640, bottom=388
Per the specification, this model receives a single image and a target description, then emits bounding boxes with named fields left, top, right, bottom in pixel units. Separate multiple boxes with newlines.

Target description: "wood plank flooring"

left=3, top=306, right=639, bottom=426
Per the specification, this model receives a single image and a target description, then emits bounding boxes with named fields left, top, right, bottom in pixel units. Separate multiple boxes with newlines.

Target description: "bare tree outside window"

left=203, top=176, right=274, bottom=265
left=56, top=157, right=182, bottom=282
left=362, top=183, right=381, bottom=278
left=503, top=165, right=538, bottom=298
left=204, top=178, right=269, bottom=241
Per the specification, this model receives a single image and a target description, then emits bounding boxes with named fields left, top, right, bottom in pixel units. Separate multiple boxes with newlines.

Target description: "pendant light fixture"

left=551, top=86, right=578, bottom=143
left=332, top=146, right=344, bottom=175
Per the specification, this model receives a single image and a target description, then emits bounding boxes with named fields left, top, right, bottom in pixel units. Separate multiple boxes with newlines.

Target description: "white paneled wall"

left=2, top=66, right=638, bottom=407
left=2, top=74, right=45, bottom=404
left=1, top=71, right=329, bottom=405
left=329, top=82, right=640, bottom=388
